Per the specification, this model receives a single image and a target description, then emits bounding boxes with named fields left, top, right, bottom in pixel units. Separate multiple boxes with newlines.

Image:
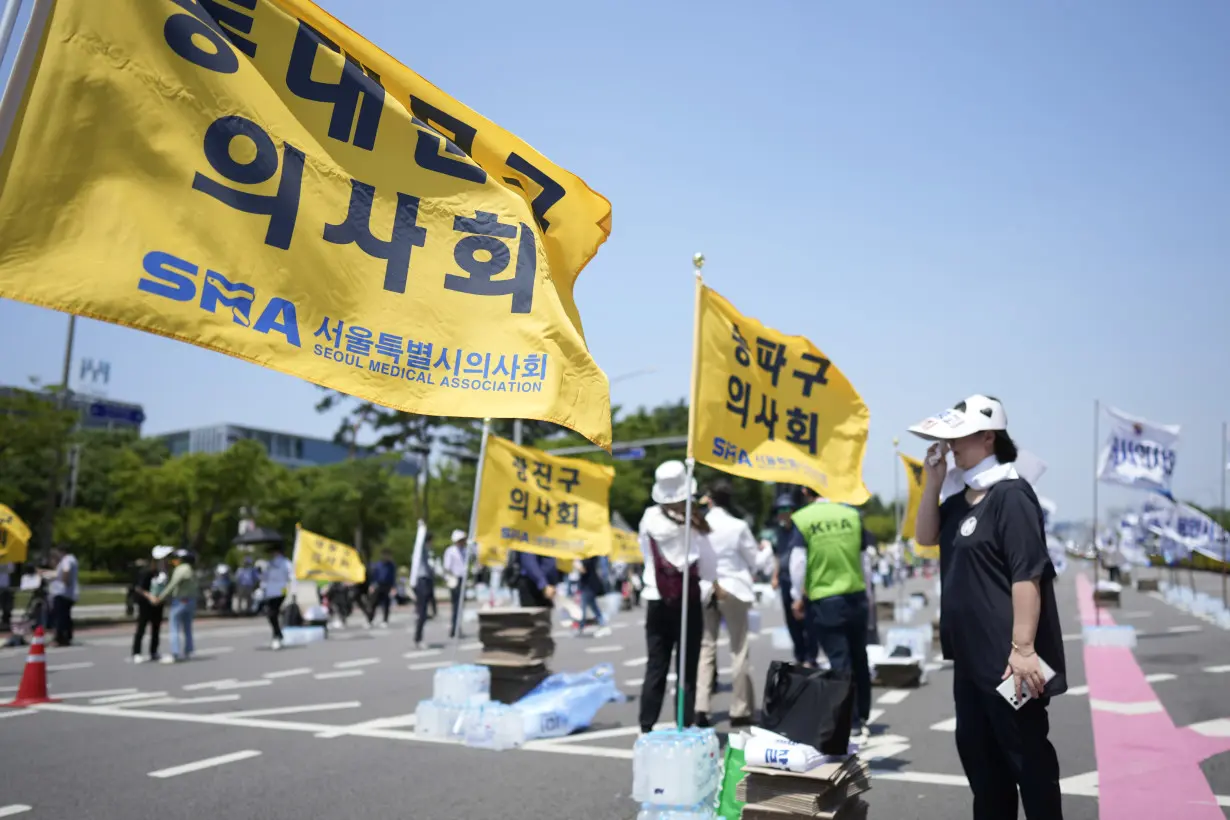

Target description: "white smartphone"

left=996, top=657, right=1056, bottom=710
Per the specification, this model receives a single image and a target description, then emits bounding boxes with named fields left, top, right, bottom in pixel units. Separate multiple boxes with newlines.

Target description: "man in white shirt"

left=637, top=460, right=720, bottom=733
left=261, top=544, right=292, bottom=650
left=696, top=481, right=774, bottom=727
left=49, top=548, right=80, bottom=646
left=443, top=530, right=468, bottom=638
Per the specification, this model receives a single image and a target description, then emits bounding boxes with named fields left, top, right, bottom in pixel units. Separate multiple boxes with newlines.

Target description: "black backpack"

left=503, top=551, right=522, bottom=588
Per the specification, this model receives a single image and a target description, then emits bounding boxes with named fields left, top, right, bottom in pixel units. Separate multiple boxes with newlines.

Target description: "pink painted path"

left=1076, top=573, right=1230, bottom=819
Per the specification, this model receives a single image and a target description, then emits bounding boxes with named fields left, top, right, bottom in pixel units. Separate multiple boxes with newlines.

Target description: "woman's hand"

left=924, top=442, right=950, bottom=486
left=1003, top=646, right=1046, bottom=700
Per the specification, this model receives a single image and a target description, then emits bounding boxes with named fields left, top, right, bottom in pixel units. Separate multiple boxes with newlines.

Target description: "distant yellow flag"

left=608, top=528, right=643, bottom=565
left=0, top=0, right=612, bottom=446
left=477, top=436, right=613, bottom=562
left=292, top=526, right=365, bottom=584
left=899, top=453, right=938, bottom=558
left=691, top=285, right=870, bottom=504
left=0, top=503, right=30, bottom=563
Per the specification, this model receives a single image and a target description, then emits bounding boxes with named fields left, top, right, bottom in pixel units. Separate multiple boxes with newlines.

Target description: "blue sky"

left=2, top=0, right=1229, bottom=521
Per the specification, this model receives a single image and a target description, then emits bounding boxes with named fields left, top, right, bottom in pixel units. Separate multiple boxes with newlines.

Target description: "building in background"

left=155, top=423, right=420, bottom=475
left=0, top=385, right=146, bottom=433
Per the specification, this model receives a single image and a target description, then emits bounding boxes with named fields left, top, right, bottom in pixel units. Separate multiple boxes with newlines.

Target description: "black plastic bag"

left=760, top=661, right=854, bottom=755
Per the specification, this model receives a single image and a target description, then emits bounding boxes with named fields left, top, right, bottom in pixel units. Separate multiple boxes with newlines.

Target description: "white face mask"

left=939, top=454, right=1019, bottom=503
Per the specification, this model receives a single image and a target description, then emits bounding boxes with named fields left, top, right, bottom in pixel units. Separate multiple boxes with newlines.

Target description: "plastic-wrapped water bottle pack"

left=632, top=727, right=720, bottom=818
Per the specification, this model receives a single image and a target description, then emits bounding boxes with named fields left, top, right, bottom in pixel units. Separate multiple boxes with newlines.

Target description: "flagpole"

left=0, top=0, right=24, bottom=69
left=452, top=418, right=490, bottom=656
left=1093, top=399, right=1101, bottom=626
left=893, top=438, right=904, bottom=608
left=675, top=253, right=704, bottom=729
left=1222, top=421, right=1227, bottom=608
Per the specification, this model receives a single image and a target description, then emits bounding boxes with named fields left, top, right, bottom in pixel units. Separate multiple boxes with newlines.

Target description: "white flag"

left=1097, top=407, right=1180, bottom=494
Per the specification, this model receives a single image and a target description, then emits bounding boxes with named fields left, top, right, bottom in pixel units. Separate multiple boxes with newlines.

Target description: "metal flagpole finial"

left=692, top=252, right=705, bottom=271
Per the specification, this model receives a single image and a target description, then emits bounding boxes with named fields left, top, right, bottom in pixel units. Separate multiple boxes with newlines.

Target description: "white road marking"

left=460, top=642, right=482, bottom=651
left=871, top=770, right=969, bottom=787
left=46, top=662, right=93, bottom=672
left=1089, top=699, right=1164, bottom=715
left=55, top=688, right=139, bottom=700
left=402, top=649, right=442, bottom=660
left=223, top=701, right=361, bottom=719
left=622, top=657, right=648, bottom=668
left=334, top=658, right=380, bottom=669
left=1058, top=771, right=1100, bottom=797
left=117, top=695, right=241, bottom=709
left=408, top=660, right=452, bottom=671
left=625, top=678, right=644, bottom=688
left=924, top=662, right=944, bottom=672
left=90, top=691, right=169, bottom=705
left=182, top=679, right=237, bottom=691
left=315, top=712, right=416, bottom=739
left=1144, top=673, right=1177, bottom=684
left=1167, top=625, right=1202, bottom=634
left=1117, top=610, right=1153, bottom=620
left=866, top=709, right=885, bottom=724
left=930, top=717, right=957, bottom=732
left=263, top=668, right=312, bottom=680
left=584, top=645, right=624, bottom=654
left=1065, top=685, right=1091, bottom=697
left=1188, top=718, right=1230, bottom=738
left=876, top=690, right=912, bottom=705
left=1062, top=634, right=1083, bottom=642
left=0, top=806, right=33, bottom=818
left=194, top=647, right=234, bottom=656
left=0, top=710, right=39, bottom=721
left=1203, top=664, right=1230, bottom=674
left=148, top=750, right=262, bottom=779
left=315, top=670, right=364, bottom=680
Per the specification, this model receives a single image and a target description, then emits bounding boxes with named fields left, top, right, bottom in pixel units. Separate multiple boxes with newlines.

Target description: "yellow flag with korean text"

left=477, top=435, right=613, bottom=562
left=691, top=285, right=870, bottom=504
left=292, top=525, right=365, bottom=584
left=608, top=528, right=643, bottom=565
left=0, top=503, right=31, bottom=563
left=0, top=0, right=612, bottom=446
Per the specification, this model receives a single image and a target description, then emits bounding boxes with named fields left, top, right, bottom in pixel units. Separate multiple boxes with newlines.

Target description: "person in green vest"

left=787, top=486, right=876, bottom=741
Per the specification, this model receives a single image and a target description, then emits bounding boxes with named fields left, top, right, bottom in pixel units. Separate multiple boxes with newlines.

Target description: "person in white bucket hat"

left=443, top=529, right=469, bottom=638
left=636, top=460, right=720, bottom=734
left=910, top=395, right=1067, bottom=820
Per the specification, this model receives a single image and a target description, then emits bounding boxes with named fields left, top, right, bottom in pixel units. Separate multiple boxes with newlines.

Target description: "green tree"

left=0, top=385, right=76, bottom=554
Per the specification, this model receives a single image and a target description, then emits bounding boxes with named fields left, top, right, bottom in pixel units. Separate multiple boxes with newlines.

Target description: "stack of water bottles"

left=415, top=664, right=491, bottom=741
left=632, top=727, right=722, bottom=819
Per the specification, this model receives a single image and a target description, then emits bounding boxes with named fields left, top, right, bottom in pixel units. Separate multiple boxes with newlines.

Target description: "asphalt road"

left=1, top=564, right=1227, bottom=820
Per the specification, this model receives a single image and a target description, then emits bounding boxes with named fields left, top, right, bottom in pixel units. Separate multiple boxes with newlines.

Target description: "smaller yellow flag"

left=608, top=528, right=643, bottom=565
left=899, top=453, right=938, bottom=558
left=477, top=435, right=613, bottom=562
left=0, top=503, right=30, bottom=563
left=292, top=526, right=365, bottom=584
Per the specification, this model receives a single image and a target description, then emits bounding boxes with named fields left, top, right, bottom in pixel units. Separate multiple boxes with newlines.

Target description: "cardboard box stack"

left=736, top=759, right=871, bottom=819
left=477, top=607, right=553, bottom=704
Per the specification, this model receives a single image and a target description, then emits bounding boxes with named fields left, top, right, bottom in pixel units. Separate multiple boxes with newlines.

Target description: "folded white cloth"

left=744, top=735, right=824, bottom=773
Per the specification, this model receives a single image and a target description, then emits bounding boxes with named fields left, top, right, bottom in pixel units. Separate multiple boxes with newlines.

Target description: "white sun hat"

left=651, top=460, right=696, bottom=505
left=450, top=529, right=468, bottom=544
left=151, top=545, right=174, bottom=560
left=909, top=394, right=1008, bottom=441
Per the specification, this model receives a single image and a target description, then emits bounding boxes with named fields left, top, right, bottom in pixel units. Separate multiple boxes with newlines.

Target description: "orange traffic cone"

left=4, top=626, right=59, bottom=707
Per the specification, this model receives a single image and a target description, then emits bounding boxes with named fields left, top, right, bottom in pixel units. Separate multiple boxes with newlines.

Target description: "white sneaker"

left=132, top=654, right=146, bottom=664
left=378, top=622, right=389, bottom=630
left=159, top=655, right=176, bottom=665
left=272, top=639, right=282, bottom=651
left=364, top=622, right=373, bottom=630
left=593, top=627, right=613, bottom=638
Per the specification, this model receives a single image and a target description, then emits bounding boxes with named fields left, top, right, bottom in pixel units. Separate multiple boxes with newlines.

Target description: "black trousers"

left=516, top=578, right=552, bottom=609
left=810, top=592, right=872, bottom=723
left=53, top=596, right=74, bottom=646
left=413, top=578, right=433, bottom=643
left=953, top=675, right=1063, bottom=820
left=132, top=602, right=164, bottom=657
left=0, top=587, right=12, bottom=627
left=368, top=584, right=392, bottom=624
left=639, top=597, right=703, bottom=732
left=778, top=571, right=812, bottom=664
left=449, top=584, right=463, bottom=637
left=265, top=596, right=285, bottom=641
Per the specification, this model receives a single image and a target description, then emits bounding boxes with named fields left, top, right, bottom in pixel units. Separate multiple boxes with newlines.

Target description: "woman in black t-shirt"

left=910, top=395, right=1065, bottom=820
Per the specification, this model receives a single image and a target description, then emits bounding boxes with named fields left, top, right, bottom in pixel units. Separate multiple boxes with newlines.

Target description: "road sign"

left=613, top=447, right=646, bottom=461
left=87, top=401, right=145, bottom=425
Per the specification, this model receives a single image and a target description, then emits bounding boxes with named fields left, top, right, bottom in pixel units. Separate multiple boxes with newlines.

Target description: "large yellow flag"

left=0, top=503, right=31, bottom=563
left=0, top=0, right=612, bottom=446
left=691, top=285, right=870, bottom=504
left=608, top=528, right=644, bottom=565
left=292, top=525, right=365, bottom=584
left=899, top=453, right=938, bottom=558
left=477, top=435, right=613, bottom=562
